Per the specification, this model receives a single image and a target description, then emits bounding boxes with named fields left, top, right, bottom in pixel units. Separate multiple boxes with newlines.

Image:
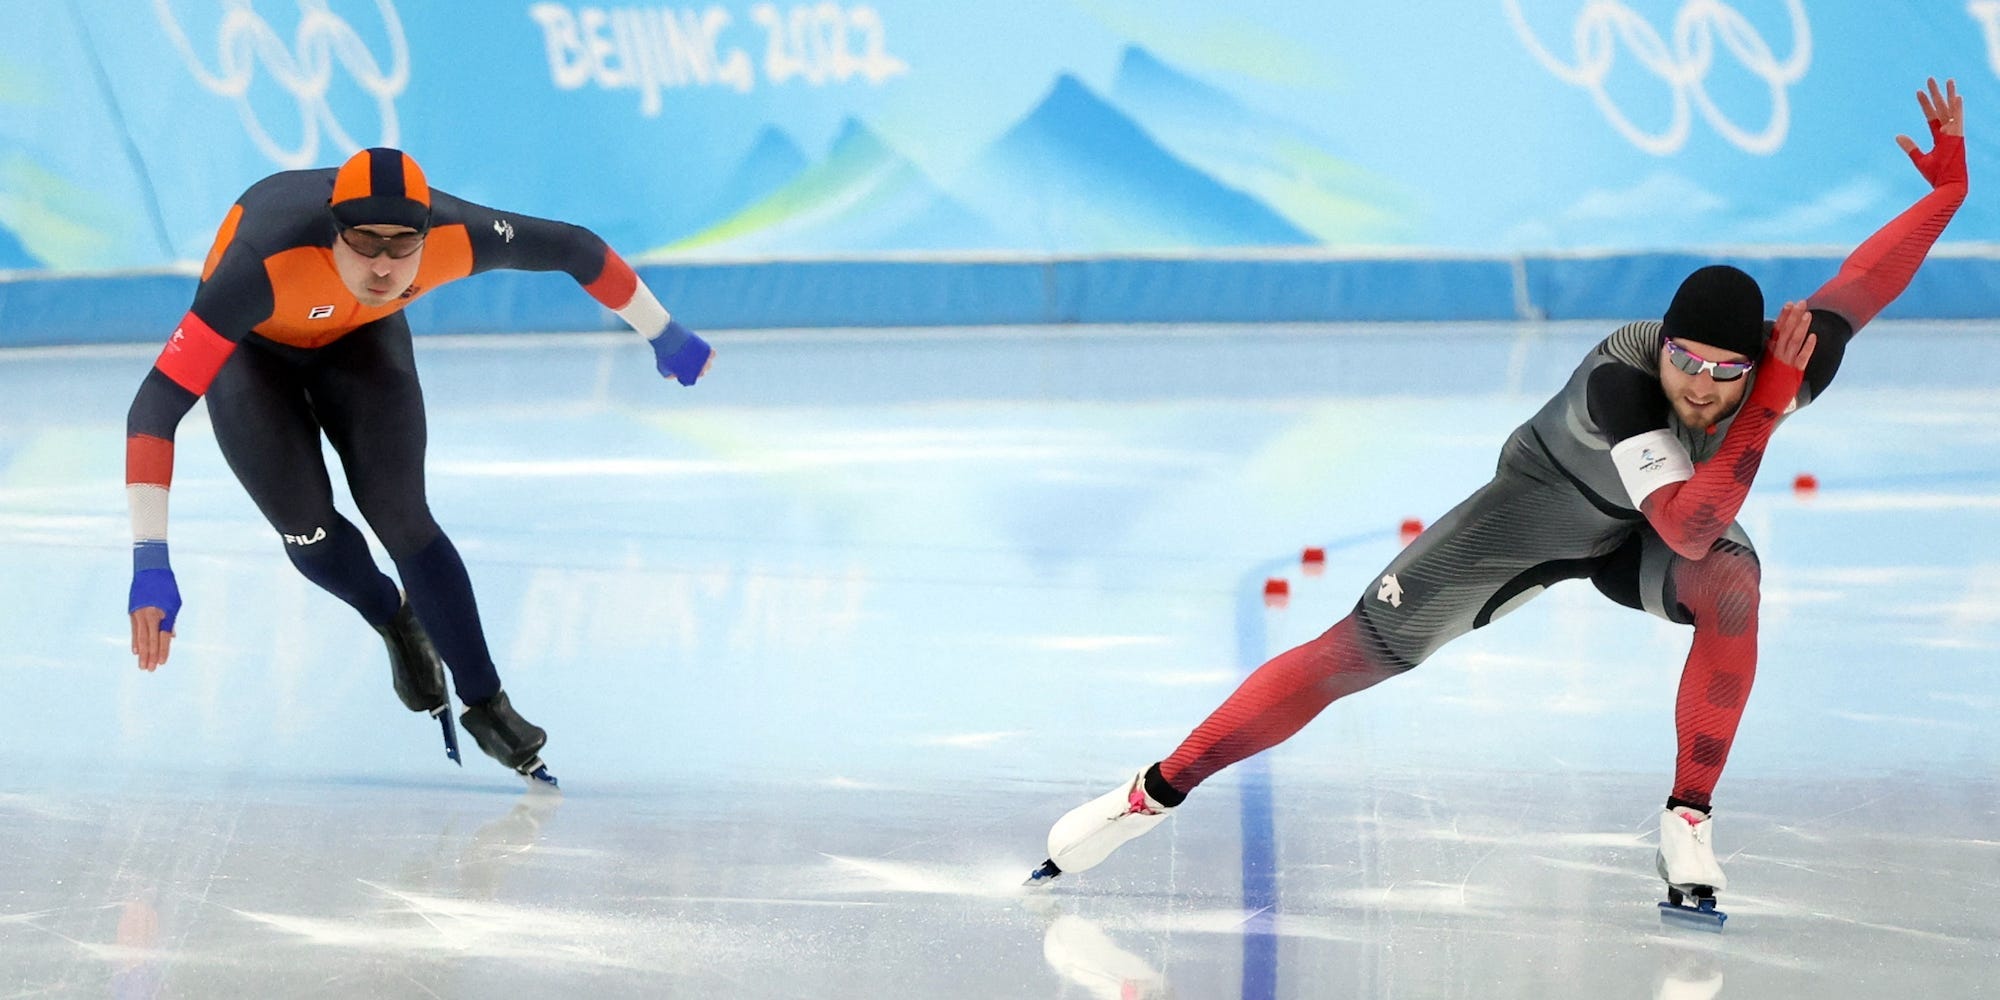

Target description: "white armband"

left=1609, top=429, right=1694, bottom=507
left=128, top=484, right=170, bottom=543
left=616, top=281, right=671, bottom=341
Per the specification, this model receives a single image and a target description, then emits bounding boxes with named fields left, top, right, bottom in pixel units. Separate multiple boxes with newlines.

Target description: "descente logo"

left=284, top=527, right=327, bottom=546
left=1376, top=573, right=1404, bottom=608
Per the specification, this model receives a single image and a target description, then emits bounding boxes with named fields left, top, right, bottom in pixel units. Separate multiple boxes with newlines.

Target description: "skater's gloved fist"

left=649, top=318, right=714, bottom=386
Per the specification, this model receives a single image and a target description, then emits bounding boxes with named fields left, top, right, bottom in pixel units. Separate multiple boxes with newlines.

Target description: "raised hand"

left=1764, top=299, right=1818, bottom=374
left=1897, top=77, right=1967, bottom=189
left=1747, top=299, right=1818, bottom=413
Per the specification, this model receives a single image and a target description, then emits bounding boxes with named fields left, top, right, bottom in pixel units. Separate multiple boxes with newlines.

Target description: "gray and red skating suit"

left=1350, top=314, right=1851, bottom=671
left=1347, top=116, right=1967, bottom=674
left=1155, top=121, right=1964, bottom=804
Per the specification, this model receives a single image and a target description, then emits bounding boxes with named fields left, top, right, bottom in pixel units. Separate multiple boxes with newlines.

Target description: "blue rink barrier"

left=5, top=251, right=1999, bottom=346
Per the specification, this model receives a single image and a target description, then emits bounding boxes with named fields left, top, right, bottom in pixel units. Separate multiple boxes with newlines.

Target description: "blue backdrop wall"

left=2, top=1, right=1996, bottom=341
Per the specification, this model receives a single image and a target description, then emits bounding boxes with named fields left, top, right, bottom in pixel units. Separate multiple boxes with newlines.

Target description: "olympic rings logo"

left=1502, top=0, right=1812, bottom=155
left=153, top=0, right=410, bottom=169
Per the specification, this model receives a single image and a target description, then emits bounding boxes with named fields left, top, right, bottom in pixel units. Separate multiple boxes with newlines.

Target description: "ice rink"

left=3, top=321, right=1997, bottom=998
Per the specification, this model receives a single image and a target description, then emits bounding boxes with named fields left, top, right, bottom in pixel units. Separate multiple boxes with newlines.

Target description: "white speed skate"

left=1656, top=806, right=1728, bottom=930
left=1024, top=771, right=1173, bottom=886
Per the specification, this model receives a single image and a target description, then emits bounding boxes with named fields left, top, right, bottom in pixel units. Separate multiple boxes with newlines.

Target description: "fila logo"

left=493, top=218, right=515, bottom=242
left=1639, top=448, right=1666, bottom=472
left=308, top=304, right=336, bottom=319
left=283, top=526, right=327, bottom=546
left=1376, top=573, right=1404, bottom=608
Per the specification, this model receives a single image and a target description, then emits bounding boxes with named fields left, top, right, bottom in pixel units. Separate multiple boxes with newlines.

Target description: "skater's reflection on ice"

left=1040, top=911, right=1172, bottom=1000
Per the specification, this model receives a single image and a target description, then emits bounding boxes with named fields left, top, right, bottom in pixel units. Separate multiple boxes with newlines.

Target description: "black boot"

left=460, top=689, right=548, bottom=772
left=374, top=599, right=446, bottom=712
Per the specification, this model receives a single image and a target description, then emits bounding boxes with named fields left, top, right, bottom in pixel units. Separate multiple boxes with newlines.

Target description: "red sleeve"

left=1808, top=134, right=1967, bottom=331
left=583, top=247, right=638, bottom=310
left=1638, top=360, right=1804, bottom=559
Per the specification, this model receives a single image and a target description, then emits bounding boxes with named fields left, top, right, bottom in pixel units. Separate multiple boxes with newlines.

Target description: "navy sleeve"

left=126, top=370, right=200, bottom=441
left=430, top=190, right=613, bottom=285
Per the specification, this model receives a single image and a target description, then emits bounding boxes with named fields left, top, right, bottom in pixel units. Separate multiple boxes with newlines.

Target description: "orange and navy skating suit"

left=127, top=166, right=645, bottom=481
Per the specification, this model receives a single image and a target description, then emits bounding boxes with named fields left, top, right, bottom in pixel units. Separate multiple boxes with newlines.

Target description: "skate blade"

left=1023, top=859, right=1062, bottom=887
left=519, top=758, right=560, bottom=794
left=1657, top=899, right=1727, bottom=931
left=430, top=705, right=462, bottom=765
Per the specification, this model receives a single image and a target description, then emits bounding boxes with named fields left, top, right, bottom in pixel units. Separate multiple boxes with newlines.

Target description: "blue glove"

left=129, top=542, right=182, bottom=632
left=650, top=318, right=712, bottom=386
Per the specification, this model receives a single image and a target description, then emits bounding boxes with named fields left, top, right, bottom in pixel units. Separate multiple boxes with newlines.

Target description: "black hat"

left=1662, top=265, right=1765, bottom=359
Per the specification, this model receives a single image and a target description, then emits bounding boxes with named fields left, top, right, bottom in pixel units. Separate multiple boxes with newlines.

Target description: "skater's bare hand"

left=130, top=608, right=173, bottom=671
left=1901, top=76, right=1963, bottom=143
left=1765, top=300, right=1818, bottom=373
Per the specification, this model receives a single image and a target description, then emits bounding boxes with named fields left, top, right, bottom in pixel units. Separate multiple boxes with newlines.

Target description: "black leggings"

left=207, top=315, right=440, bottom=551
left=205, top=314, right=501, bottom=704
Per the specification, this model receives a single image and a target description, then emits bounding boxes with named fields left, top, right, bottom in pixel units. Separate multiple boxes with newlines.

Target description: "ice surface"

left=2, top=321, right=1995, bottom=997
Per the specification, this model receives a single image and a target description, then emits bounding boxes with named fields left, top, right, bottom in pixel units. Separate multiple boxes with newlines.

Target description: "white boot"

left=1656, top=807, right=1727, bottom=893
left=1040, top=771, right=1173, bottom=879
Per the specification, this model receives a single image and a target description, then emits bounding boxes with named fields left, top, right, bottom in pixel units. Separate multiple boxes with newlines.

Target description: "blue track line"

left=1230, top=529, right=1382, bottom=1000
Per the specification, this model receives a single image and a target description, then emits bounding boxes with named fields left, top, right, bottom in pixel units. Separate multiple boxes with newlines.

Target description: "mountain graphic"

left=665, top=118, right=1000, bottom=254
left=678, top=126, right=810, bottom=238
left=0, top=221, right=37, bottom=270
left=950, top=73, right=1311, bottom=252
left=1107, top=46, right=1417, bottom=244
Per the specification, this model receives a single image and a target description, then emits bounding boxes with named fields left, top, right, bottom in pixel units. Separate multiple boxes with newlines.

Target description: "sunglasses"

left=335, top=225, right=427, bottom=259
left=1664, top=338, right=1755, bottom=382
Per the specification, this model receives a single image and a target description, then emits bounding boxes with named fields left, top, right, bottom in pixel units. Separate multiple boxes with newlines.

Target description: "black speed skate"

left=375, top=599, right=461, bottom=764
left=461, top=689, right=559, bottom=791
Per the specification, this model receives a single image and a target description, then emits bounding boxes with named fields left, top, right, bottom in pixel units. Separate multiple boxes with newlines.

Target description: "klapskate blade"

left=431, top=705, right=462, bottom=765
left=520, top=760, right=561, bottom=794
left=1658, top=899, right=1727, bottom=931
left=1023, top=859, right=1062, bottom=887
